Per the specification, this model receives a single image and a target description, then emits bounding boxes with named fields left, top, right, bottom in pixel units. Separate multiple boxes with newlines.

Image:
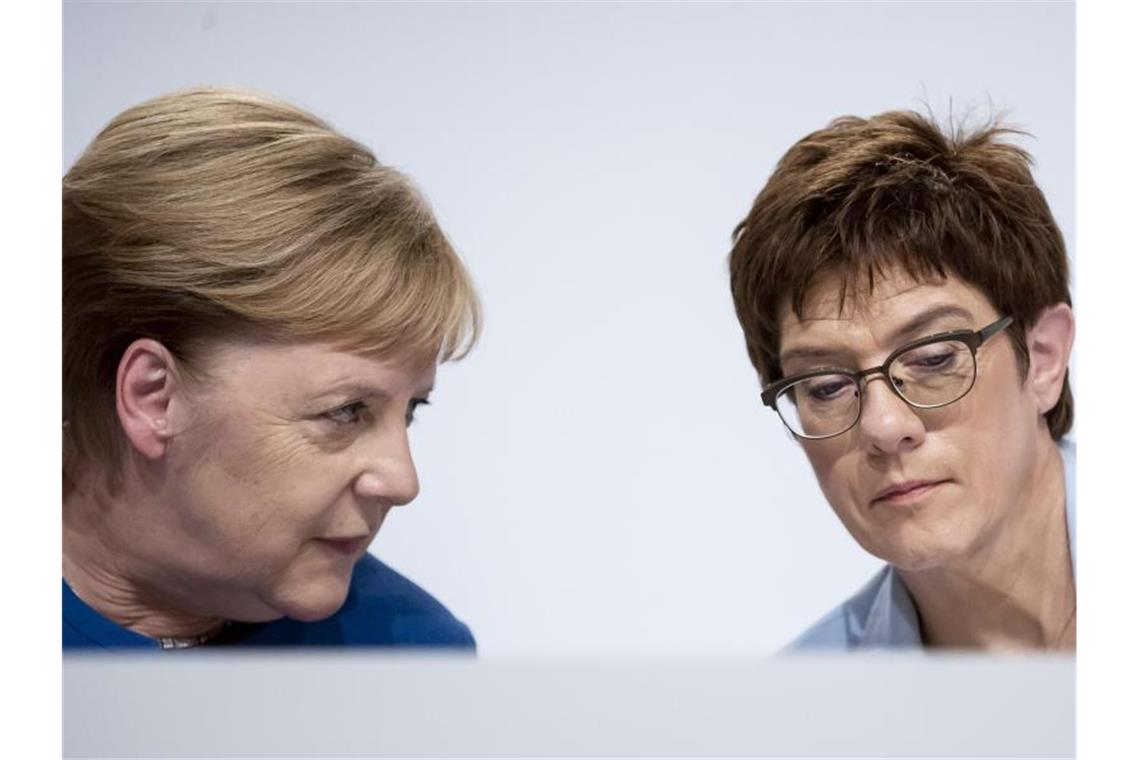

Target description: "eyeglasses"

left=761, top=315, right=1013, bottom=440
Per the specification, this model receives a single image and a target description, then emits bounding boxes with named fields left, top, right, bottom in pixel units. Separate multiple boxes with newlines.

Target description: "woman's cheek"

left=241, top=424, right=326, bottom=480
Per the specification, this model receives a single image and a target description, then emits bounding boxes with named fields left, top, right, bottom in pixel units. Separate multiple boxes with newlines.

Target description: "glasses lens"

left=776, top=373, right=860, bottom=438
left=888, top=339, right=976, bottom=407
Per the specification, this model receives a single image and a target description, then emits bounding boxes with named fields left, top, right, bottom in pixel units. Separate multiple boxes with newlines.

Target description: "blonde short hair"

left=64, top=87, right=481, bottom=482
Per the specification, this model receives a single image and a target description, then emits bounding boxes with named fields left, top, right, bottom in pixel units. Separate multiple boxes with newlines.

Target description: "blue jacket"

left=63, top=554, right=476, bottom=650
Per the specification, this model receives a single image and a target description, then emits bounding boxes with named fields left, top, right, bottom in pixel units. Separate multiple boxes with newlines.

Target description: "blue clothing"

left=790, top=439, right=1076, bottom=651
left=63, top=554, right=476, bottom=650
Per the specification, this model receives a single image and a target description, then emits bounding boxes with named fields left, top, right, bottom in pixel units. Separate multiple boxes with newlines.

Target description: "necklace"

left=64, top=574, right=229, bottom=649
left=157, top=626, right=229, bottom=650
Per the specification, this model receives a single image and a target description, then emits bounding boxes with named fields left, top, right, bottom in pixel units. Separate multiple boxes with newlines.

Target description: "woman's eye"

left=921, top=353, right=952, bottom=367
left=325, top=401, right=368, bottom=426
left=900, top=340, right=966, bottom=373
left=907, top=351, right=954, bottom=370
left=804, top=377, right=853, bottom=401
left=405, top=398, right=430, bottom=427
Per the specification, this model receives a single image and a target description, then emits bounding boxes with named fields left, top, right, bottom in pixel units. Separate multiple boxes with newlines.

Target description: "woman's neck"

left=898, top=441, right=1075, bottom=651
left=63, top=479, right=226, bottom=641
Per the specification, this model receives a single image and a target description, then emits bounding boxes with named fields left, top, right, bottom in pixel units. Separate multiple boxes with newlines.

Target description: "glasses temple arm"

left=978, top=315, right=1014, bottom=343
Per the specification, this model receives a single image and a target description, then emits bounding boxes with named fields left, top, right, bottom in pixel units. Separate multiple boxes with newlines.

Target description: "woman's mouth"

left=872, top=479, right=950, bottom=506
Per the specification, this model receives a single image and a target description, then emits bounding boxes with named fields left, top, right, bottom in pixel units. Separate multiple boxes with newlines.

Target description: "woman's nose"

left=855, top=375, right=926, bottom=455
left=353, top=430, right=421, bottom=507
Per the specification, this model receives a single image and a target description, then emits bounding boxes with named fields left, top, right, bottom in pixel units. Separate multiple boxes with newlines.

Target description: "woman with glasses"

left=728, top=110, right=1075, bottom=651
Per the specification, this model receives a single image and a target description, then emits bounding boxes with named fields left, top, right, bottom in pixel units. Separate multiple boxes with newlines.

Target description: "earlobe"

left=116, top=339, right=180, bottom=461
left=1025, top=304, right=1075, bottom=415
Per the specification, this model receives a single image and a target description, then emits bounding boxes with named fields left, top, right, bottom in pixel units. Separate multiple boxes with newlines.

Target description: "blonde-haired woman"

left=63, top=88, right=480, bottom=649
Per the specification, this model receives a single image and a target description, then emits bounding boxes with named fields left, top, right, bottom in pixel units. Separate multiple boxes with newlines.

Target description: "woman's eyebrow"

left=886, top=304, right=975, bottom=344
left=779, top=345, right=848, bottom=368
left=779, top=304, right=976, bottom=368
left=307, top=381, right=390, bottom=403
left=308, top=380, right=436, bottom=403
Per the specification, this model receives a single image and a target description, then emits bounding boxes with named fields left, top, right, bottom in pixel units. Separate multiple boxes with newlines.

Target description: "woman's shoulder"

left=348, top=554, right=473, bottom=628
left=784, top=565, right=922, bottom=652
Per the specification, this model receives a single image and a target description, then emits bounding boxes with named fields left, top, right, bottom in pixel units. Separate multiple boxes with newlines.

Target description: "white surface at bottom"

left=64, top=652, right=1074, bottom=758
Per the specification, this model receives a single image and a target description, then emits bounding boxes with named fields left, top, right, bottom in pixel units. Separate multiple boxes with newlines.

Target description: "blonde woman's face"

left=138, top=340, right=436, bottom=624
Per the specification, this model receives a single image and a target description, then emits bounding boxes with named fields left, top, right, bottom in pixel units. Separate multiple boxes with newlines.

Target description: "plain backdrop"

left=63, top=1, right=1074, bottom=658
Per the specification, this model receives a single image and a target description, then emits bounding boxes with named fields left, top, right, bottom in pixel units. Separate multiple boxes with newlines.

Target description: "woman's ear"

left=116, top=338, right=180, bottom=460
left=1024, top=303, right=1075, bottom=415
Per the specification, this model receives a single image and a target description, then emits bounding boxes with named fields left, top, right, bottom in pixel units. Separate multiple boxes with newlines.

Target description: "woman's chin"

left=268, top=576, right=353, bottom=622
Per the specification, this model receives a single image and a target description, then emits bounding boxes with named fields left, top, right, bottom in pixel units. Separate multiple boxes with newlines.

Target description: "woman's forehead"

left=777, top=270, right=993, bottom=353
left=194, top=338, right=437, bottom=392
left=786, top=269, right=989, bottom=323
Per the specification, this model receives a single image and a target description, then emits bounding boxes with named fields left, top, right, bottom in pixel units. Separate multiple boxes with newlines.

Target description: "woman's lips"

left=316, top=536, right=369, bottom=555
left=872, top=480, right=950, bottom=506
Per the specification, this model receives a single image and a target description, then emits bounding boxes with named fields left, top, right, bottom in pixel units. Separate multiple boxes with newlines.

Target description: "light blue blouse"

left=789, top=439, right=1076, bottom=651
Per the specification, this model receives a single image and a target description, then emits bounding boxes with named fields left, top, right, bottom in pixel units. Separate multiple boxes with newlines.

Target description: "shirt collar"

left=1061, top=438, right=1075, bottom=571
left=855, top=565, right=922, bottom=648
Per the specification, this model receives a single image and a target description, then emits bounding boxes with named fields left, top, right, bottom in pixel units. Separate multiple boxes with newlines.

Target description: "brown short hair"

left=64, top=87, right=481, bottom=482
left=728, top=110, right=1072, bottom=439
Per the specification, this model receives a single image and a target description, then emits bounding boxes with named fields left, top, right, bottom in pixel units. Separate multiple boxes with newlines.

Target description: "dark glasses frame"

left=761, top=315, right=1014, bottom=440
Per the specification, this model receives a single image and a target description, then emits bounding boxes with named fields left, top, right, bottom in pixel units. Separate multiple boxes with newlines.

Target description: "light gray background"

left=64, top=1, right=1075, bottom=657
